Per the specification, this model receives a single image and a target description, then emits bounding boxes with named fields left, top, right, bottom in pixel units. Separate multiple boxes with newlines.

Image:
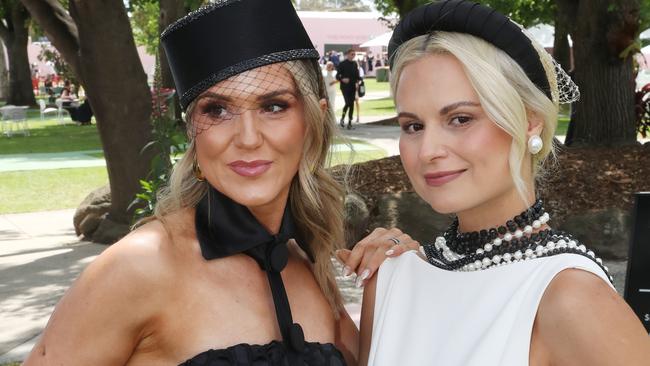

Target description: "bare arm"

left=23, top=224, right=169, bottom=365
left=536, top=269, right=650, bottom=366
left=335, top=309, right=360, bottom=366
left=358, top=275, right=378, bottom=366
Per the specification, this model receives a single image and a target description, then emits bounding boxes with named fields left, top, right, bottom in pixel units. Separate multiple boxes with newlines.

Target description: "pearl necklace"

left=423, top=205, right=614, bottom=283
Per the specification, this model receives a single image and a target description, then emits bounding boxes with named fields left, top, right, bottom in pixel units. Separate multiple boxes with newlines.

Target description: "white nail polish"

left=343, top=266, right=352, bottom=278
left=385, top=249, right=394, bottom=256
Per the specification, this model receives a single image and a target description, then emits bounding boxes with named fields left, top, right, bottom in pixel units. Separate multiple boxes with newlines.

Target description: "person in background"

left=355, top=62, right=365, bottom=123
left=324, top=61, right=339, bottom=113
left=336, top=49, right=360, bottom=129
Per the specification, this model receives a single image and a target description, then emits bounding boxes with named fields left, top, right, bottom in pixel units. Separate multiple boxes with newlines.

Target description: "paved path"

left=0, top=209, right=106, bottom=363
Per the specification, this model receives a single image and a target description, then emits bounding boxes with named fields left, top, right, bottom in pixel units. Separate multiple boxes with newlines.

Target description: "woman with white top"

left=340, top=1, right=650, bottom=365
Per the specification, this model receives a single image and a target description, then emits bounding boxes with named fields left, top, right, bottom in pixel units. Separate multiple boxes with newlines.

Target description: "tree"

left=0, top=0, right=35, bottom=106
left=22, top=0, right=155, bottom=231
left=375, top=0, right=642, bottom=147
left=0, top=41, right=8, bottom=100
left=567, top=0, right=640, bottom=146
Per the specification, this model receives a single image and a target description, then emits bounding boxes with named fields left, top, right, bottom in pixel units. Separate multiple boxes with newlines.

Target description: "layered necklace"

left=422, top=199, right=614, bottom=283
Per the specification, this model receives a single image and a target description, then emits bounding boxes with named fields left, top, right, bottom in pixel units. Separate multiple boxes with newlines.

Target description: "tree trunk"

left=0, top=42, right=8, bottom=100
left=23, top=0, right=155, bottom=227
left=0, top=2, right=35, bottom=106
left=553, top=0, right=575, bottom=71
left=158, top=0, right=186, bottom=122
left=569, top=0, right=640, bottom=147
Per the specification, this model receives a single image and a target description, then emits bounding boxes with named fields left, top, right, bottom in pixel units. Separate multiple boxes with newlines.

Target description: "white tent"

left=360, top=31, right=392, bottom=48
left=524, top=24, right=573, bottom=48
left=640, top=28, right=650, bottom=40
left=642, top=45, right=650, bottom=54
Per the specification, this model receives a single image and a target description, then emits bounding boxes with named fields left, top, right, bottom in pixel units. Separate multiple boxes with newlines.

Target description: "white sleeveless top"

left=367, top=251, right=612, bottom=366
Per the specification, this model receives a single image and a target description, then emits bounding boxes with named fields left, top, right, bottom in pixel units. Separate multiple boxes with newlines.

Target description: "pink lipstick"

left=228, top=160, right=272, bottom=177
left=424, top=169, right=465, bottom=187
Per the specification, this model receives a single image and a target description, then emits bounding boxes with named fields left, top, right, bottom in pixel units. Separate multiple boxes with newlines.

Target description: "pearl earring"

left=527, top=135, right=543, bottom=155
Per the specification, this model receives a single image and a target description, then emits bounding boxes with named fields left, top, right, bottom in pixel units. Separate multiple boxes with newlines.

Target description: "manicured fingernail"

left=356, top=269, right=370, bottom=288
left=343, top=266, right=352, bottom=278
left=385, top=249, right=394, bottom=256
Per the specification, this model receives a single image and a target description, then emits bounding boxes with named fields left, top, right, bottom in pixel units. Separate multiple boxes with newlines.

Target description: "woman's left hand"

left=336, top=227, right=420, bottom=288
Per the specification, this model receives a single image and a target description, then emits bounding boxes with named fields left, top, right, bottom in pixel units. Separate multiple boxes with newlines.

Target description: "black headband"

left=161, top=0, right=319, bottom=109
left=388, top=0, right=552, bottom=100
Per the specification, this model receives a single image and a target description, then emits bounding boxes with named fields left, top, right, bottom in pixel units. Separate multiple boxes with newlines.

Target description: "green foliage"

left=373, top=0, right=553, bottom=26
left=130, top=0, right=160, bottom=55
left=130, top=60, right=187, bottom=221
left=37, top=45, right=78, bottom=84
left=128, top=0, right=209, bottom=55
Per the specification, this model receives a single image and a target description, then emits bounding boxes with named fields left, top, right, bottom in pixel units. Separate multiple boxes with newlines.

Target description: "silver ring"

left=389, top=237, right=400, bottom=245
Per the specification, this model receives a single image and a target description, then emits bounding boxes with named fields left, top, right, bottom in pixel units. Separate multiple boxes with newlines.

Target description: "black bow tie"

left=194, top=186, right=313, bottom=356
left=195, top=186, right=315, bottom=271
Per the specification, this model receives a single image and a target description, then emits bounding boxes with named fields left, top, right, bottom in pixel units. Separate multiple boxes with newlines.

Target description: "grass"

left=362, top=77, right=390, bottom=93
left=0, top=118, right=101, bottom=154
left=0, top=166, right=108, bottom=214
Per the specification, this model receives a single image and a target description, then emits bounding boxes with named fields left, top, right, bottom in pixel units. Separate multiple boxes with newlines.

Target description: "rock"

left=73, top=185, right=111, bottom=237
left=369, top=192, right=453, bottom=244
left=91, top=214, right=131, bottom=244
left=557, top=208, right=631, bottom=260
left=344, top=193, right=370, bottom=248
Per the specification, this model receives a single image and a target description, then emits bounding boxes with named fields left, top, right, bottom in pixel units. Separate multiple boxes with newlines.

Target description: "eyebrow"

left=439, top=101, right=480, bottom=115
left=256, top=89, right=297, bottom=101
left=397, top=101, right=480, bottom=121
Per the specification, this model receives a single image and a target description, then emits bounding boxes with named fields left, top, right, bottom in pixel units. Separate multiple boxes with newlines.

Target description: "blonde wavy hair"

left=147, top=59, right=345, bottom=315
left=390, top=32, right=559, bottom=205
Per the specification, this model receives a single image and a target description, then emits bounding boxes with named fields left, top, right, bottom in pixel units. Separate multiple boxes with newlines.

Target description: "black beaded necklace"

left=423, top=200, right=614, bottom=283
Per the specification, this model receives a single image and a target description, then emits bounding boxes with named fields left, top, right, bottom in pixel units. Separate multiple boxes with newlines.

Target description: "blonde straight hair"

left=390, top=32, right=559, bottom=205
left=145, top=59, right=345, bottom=316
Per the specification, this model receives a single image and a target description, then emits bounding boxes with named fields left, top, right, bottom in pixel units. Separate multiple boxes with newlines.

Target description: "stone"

left=73, top=185, right=111, bottom=237
left=369, top=192, right=453, bottom=245
left=344, top=193, right=370, bottom=248
left=91, top=214, right=131, bottom=244
left=557, top=208, right=631, bottom=260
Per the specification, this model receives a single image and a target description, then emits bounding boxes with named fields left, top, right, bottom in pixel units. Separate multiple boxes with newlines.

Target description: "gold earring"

left=193, top=158, right=205, bottom=181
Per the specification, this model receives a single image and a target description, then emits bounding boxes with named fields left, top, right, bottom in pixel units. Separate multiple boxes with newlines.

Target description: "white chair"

left=39, top=99, right=59, bottom=120
left=55, top=99, right=67, bottom=124
left=0, top=106, right=29, bottom=137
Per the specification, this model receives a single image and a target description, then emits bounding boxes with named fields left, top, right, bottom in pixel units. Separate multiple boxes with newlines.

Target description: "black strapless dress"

left=180, top=187, right=347, bottom=366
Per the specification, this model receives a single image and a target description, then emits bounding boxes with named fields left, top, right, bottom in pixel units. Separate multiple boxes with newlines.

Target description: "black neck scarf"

left=194, top=186, right=314, bottom=359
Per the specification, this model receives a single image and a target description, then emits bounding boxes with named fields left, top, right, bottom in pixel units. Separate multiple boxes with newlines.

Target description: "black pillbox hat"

left=161, top=0, right=319, bottom=109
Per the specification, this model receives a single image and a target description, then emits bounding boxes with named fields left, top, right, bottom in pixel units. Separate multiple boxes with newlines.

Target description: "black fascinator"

left=388, top=0, right=552, bottom=100
left=161, top=0, right=319, bottom=110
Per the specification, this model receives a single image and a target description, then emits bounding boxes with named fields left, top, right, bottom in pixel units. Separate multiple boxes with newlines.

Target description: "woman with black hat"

left=23, top=1, right=421, bottom=365
left=349, top=1, right=650, bottom=365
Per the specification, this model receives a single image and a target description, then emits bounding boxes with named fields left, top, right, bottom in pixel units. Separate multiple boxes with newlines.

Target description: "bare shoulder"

left=24, top=218, right=180, bottom=365
left=535, top=268, right=650, bottom=365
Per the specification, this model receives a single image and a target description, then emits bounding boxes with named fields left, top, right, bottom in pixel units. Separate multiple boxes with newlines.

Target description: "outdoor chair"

left=1, top=106, right=29, bottom=137
left=39, top=99, right=59, bottom=120
left=55, top=99, right=67, bottom=124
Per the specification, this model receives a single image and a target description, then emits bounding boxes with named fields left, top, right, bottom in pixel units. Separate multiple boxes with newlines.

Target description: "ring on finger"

left=388, top=237, right=401, bottom=245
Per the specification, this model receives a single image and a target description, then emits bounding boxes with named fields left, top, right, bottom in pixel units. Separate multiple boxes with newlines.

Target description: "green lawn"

left=0, top=118, right=101, bottom=154
left=0, top=167, right=108, bottom=214
left=362, top=77, right=391, bottom=93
